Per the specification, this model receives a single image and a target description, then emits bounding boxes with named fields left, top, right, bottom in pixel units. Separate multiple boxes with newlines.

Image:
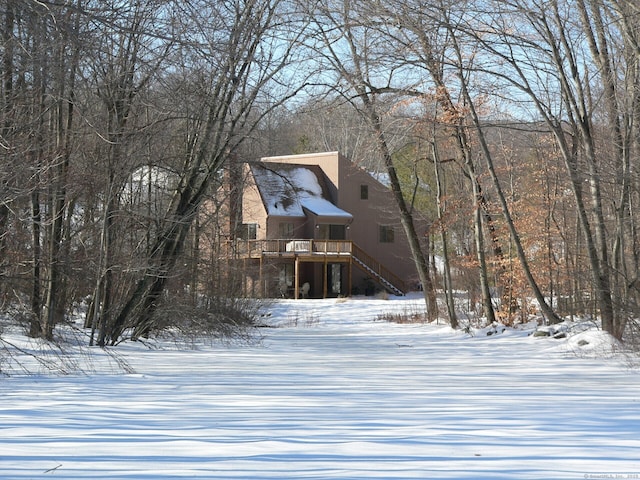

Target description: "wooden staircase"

left=351, top=243, right=406, bottom=296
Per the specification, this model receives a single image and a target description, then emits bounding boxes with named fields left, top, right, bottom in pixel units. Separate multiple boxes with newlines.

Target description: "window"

left=279, top=264, right=293, bottom=287
left=360, top=184, right=369, bottom=200
left=317, top=224, right=346, bottom=240
left=277, top=264, right=294, bottom=297
left=379, top=225, right=395, bottom=243
left=238, top=223, right=257, bottom=240
left=278, top=222, right=294, bottom=238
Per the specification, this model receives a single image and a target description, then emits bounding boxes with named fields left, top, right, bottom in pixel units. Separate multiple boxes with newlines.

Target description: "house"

left=224, top=151, right=421, bottom=298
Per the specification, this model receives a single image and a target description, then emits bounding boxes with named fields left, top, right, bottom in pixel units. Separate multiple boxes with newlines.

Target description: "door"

left=328, top=263, right=342, bottom=295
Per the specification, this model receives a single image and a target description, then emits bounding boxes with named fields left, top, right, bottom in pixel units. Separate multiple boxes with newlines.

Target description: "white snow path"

left=1, top=297, right=639, bottom=479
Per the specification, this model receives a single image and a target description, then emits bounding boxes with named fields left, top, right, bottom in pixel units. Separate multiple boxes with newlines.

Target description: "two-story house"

left=225, top=151, right=421, bottom=298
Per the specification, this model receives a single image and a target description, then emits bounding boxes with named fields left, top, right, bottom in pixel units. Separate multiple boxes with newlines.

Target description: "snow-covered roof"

left=251, top=163, right=352, bottom=219
left=123, top=165, right=179, bottom=208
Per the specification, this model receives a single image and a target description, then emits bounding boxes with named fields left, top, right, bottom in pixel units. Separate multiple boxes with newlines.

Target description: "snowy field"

left=1, top=294, right=640, bottom=479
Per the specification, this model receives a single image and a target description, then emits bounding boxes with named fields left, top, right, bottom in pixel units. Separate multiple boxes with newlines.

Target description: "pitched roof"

left=250, top=162, right=352, bottom=219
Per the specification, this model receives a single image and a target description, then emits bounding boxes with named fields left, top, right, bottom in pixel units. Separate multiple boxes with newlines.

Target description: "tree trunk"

left=404, top=20, right=495, bottom=325
left=431, top=141, right=458, bottom=328
left=0, top=0, right=15, bottom=303
left=468, top=160, right=496, bottom=324
left=578, top=0, right=631, bottom=338
left=105, top=187, right=201, bottom=344
left=29, top=189, right=42, bottom=337
left=449, top=30, right=563, bottom=325
left=363, top=103, right=438, bottom=319
left=42, top=33, right=78, bottom=339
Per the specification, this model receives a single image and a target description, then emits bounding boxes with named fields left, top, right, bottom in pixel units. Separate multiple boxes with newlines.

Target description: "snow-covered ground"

left=1, top=295, right=639, bottom=479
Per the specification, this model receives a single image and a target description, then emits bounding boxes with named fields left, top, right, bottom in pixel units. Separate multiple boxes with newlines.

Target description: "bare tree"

left=101, top=0, right=307, bottom=344
left=0, top=0, right=87, bottom=338
left=373, top=0, right=496, bottom=325
left=457, top=0, right=637, bottom=337
left=81, top=0, right=175, bottom=346
left=1, top=0, right=307, bottom=345
left=0, top=2, right=14, bottom=300
left=301, top=0, right=440, bottom=319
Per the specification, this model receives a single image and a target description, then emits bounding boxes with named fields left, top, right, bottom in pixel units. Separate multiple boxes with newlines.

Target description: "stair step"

left=352, top=256, right=404, bottom=296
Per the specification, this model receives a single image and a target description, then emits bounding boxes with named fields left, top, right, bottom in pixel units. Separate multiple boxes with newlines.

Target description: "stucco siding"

left=259, top=152, right=419, bottom=288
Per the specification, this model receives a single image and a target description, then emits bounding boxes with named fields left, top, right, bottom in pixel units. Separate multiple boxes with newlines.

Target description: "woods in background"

left=1, top=0, right=639, bottom=343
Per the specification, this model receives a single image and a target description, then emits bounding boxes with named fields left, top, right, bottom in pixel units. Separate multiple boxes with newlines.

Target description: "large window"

left=379, top=225, right=395, bottom=243
left=278, top=222, right=294, bottom=238
left=238, top=223, right=257, bottom=240
left=277, top=264, right=294, bottom=297
left=317, top=224, right=346, bottom=240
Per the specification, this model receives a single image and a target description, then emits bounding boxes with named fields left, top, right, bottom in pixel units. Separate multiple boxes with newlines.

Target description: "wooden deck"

left=224, top=239, right=350, bottom=258
left=222, top=239, right=406, bottom=297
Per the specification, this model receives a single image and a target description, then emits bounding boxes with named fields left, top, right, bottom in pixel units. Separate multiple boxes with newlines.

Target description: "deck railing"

left=222, top=239, right=406, bottom=294
left=351, top=243, right=406, bottom=296
left=223, top=239, right=353, bottom=257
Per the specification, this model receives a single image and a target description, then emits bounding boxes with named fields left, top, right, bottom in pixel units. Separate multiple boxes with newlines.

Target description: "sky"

left=1, top=294, right=639, bottom=479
